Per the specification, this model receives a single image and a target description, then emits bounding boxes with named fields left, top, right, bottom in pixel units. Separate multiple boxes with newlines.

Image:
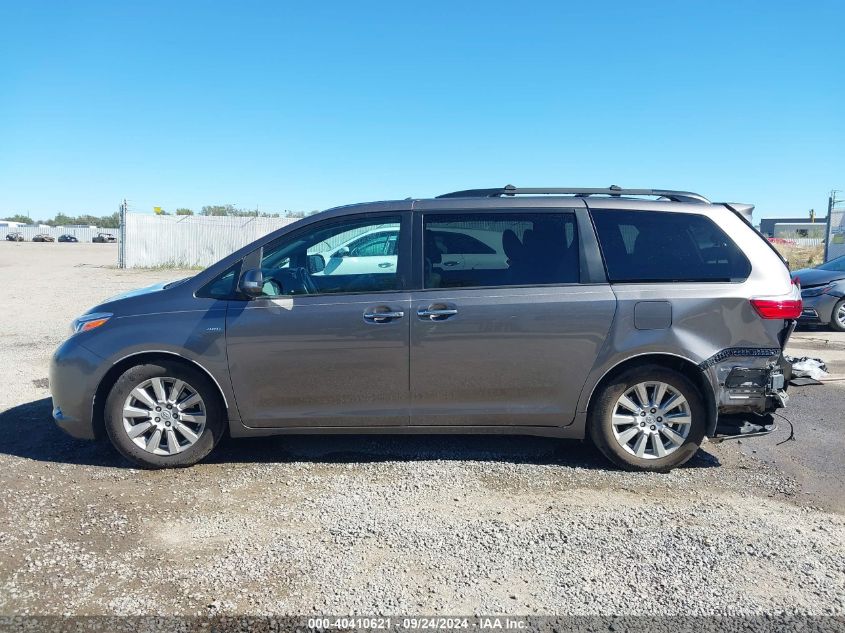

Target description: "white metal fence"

left=121, top=214, right=297, bottom=268
left=3, top=225, right=110, bottom=242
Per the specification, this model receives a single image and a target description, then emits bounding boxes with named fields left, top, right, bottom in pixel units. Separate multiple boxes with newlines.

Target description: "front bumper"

left=49, top=337, right=105, bottom=440
left=798, top=292, right=841, bottom=325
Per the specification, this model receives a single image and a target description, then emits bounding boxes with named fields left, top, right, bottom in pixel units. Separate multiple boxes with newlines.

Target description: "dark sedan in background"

left=5, top=232, right=24, bottom=241
left=32, top=234, right=55, bottom=242
left=792, top=254, right=845, bottom=331
left=58, top=234, right=79, bottom=242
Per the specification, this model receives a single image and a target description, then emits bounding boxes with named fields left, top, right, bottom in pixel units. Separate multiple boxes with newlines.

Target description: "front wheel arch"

left=93, top=352, right=230, bottom=440
left=830, top=297, right=845, bottom=332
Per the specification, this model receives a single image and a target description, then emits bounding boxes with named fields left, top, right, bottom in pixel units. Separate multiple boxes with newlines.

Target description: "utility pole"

left=118, top=199, right=127, bottom=268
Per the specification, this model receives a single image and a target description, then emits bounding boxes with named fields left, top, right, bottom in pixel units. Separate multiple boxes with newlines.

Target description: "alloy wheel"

left=611, top=381, right=692, bottom=459
left=121, top=377, right=206, bottom=455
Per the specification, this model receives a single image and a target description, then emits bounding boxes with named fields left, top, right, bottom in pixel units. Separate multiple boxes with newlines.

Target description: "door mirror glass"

left=307, top=254, right=326, bottom=274
left=239, top=268, right=265, bottom=298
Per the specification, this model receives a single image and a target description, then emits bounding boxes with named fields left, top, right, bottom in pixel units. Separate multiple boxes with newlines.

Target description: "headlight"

left=801, top=285, right=832, bottom=298
left=70, top=312, right=112, bottom=334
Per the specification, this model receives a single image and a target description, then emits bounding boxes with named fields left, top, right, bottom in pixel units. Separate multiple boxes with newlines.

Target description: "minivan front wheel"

left=589, top=366, right=706, bottom=472
left=104, top=361, right=225, bottom=468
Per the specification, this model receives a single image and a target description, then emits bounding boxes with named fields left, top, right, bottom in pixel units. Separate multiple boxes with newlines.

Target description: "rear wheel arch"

left=585, top=353, right=717, bottom=436
left=92, top=352, right=229, bottom=440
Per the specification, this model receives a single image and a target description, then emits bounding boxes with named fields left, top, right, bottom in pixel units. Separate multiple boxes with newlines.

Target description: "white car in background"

left=312, top=227, right=400, bottom=276
left=312, top=226, right=506, bottom=276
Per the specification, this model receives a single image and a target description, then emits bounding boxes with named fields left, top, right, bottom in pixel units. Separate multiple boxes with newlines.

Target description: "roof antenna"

left=609, top=184, right=622, bottom=197
left=503, top=184, right=516, bottom=196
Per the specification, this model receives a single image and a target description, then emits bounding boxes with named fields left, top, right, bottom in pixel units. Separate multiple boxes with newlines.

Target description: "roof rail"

left=436, top=184, right=710, bottom=204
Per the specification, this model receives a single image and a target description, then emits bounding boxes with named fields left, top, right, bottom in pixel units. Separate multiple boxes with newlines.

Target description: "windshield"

left=818, top=255, right=845, bottom=272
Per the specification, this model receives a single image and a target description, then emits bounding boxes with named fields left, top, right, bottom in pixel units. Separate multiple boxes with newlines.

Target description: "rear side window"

left=592, top=210, right=751, bottom=283
left=423, top=212, right=579, bottom=288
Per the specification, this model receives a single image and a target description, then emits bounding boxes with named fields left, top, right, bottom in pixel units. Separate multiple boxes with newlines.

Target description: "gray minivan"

left=50, top=186, right=801, bottom=471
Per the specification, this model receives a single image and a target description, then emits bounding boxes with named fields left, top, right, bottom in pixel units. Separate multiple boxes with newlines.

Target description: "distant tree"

left=48, top=213, right=73, bottom=226
left=39, top=212, right=119, bottom=227
left=175, top=208, right=194, bottom=216
left=201, top=204, right=237, bottom=216
left=100, top=212, right=120, bottom=228
left=2, top=214, right=31, bottom=224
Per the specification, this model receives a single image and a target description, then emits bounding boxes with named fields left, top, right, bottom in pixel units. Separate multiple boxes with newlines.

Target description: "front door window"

left=259, top=217, right=402, bottom=296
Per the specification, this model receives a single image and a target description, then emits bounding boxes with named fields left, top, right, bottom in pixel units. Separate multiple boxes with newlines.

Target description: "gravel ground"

left=0, top=242, right=844, bottom=618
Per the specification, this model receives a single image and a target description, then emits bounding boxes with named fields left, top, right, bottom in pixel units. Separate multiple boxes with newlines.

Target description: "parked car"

left=5, top=232, right=24, bottom=242
left=273, top=226, right=505, bottom=277
left=93, top=232, right=116, bottom=243
left=58, top=234, right=79, bottom=243
left=32, top=234, right=55, bottom=242
left=792, top=254, right=845, bottom=332
left=50, top=185, right=799, bottom=471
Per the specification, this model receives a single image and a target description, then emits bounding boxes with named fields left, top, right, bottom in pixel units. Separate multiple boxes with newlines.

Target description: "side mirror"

left=333, top=246, right=350, bottom=258
left=307, top=254, right=326, bottom=274
left=239, top=268, right=264, bottom=298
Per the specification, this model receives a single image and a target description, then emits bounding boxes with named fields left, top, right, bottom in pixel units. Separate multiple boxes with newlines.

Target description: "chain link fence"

left=826, top=196, right=845, bottom=262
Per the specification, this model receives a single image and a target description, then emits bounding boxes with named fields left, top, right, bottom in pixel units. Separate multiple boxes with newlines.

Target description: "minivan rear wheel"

left=104, top=361, right=225, bottom=468
left=589, top=365, right=706, bottom=472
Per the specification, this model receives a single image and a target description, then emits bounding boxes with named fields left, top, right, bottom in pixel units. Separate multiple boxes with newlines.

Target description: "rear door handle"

left=417, top=306, right=458, bottom=321
left=378, top=262, right=393, bottom=268
left=363, top=308, right=405, bottom=323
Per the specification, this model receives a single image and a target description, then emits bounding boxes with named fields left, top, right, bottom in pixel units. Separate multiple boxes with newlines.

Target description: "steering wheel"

left=265, top=268, right=317, bottom=296
left=293, top=266, right=318, bottom=294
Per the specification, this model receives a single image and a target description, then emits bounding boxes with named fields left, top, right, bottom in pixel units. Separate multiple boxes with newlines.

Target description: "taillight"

left=750, top=298, right=802, bottom=319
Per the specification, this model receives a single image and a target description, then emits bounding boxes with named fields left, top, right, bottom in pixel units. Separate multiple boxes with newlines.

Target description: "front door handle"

left=417, top=306, right=458, bottom=321
left=364, top=308, right=405, bottom=323
left=378, top=262, right=393, bottom=268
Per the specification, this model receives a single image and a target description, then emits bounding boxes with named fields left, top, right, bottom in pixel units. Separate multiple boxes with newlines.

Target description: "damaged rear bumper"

left=700, top=347, right=789, bottom=441
left=710, top=413, right=778, bottom=443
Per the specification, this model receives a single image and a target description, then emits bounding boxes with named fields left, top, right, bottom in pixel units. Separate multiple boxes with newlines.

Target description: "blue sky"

left=1, top=1, right=843, bottom=222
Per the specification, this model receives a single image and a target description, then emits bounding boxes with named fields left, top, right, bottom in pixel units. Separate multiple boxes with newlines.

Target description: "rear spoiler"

left=719, top=202, right=755, bottom=222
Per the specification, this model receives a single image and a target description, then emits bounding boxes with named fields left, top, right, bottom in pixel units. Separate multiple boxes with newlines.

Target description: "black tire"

left=830, top=298, right=845, bottom=332
left=588, top=365, right=707, bottom=472
left=104, top=361, right=226, bottom=468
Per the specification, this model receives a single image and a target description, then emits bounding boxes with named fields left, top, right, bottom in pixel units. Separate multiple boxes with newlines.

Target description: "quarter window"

left=423, top=213, right=579, bottom=289
left=196, top=263, right=242, bottom=299
left=592, top=210, right=751, bottom=282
